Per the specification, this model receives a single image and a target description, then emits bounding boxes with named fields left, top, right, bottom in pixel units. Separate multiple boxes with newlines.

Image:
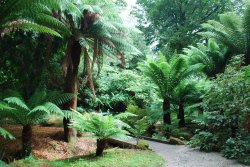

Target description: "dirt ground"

left=0, top=125, right=96, bottom=161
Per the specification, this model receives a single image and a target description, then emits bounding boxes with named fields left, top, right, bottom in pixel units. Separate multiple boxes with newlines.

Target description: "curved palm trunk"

left=163, top=98, right=171, bottom=125
left=22, top=125, right=32, bottom=157
left=63, top=38, right=81, bottom=142
left=178, top=103, right=185, bottom=127
left=96, top=139, right=107, bottom=156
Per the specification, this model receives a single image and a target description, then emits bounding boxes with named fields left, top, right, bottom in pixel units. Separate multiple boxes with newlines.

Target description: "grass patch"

left=10, top=148, right=165, bottom=167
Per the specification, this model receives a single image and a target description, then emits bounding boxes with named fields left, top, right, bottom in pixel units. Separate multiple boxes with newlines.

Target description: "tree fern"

left=139, top=53, right=202, bottom=126
left=182, top=39, right=228, bottom=78
left=0, top=0, right=76, bottom=37
left=199, top=3, right=250, bottom=65
left=70, top=112, right=129, bottom=156
left=0, top=89, right=71, bottom=156
left=59, top=0, right=141, bottom=142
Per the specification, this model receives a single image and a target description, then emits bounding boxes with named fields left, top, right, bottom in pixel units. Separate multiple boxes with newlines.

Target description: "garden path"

left=123, top=138, right=248, bottom=167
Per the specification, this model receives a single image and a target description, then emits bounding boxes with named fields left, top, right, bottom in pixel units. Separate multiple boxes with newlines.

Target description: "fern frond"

left=47, top=92, right=74, bottom=105
left=0, top=127, right=15, bottom=140
left=43, top=102, right=64, bottom=116
left=3, top=97, right=30, bottom=111
left=29, top=105, right=49, bottom=115
left=114, top=112, right=137, bottom=119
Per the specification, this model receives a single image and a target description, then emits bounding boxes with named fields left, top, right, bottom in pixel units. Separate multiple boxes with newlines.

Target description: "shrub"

left=188, top=131, right=219, bottom=151
left=136, top=140, right=149, bottom=150
left=152, top=133, right=167, bottom=141
left=190, top=56, right=250, bottom=163
left=222, top=137, right=248, bottom=159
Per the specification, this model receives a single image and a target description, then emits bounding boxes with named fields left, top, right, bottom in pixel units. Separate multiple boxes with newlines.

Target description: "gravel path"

left=147, top=140, right=248, bottom=167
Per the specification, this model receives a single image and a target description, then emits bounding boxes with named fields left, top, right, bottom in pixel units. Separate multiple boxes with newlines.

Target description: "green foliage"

left=0, top=160, right=7, bottom=167
left=0, top=127, right=15, bottom=140
left=188, top=131, right=219, bottom=151
left=203, top=56, right=249, bottom=131
left=152, top=133, right=167, bottom=141
left=129, top=116, right=150, bottom=142
left=81, top=65, right=155, bottom=112
left=182, top=39, right=228, bottom=78
left=134, top=0, right=232, bottom=51
left=65, top=1, right=142, bottom=99
left=200, top=3, right=250, bottom=64
left=140, top=54, right=202, bottom=100
left=136, top=140, right=149, bottom=150
left=139, top=53, right=202, bottom=126
left=0, top=89, right=70, bottom=126
left=124, top=104, right=151, bottom=123
left=222, top=137, right=249, bottom=160
left=71, top=112, right=129, bottom=140
left=0, top=102, right=15, bottom=140
left=0, top=0, right=73, bottom=37
left=190, top=56, right=250, bottom=162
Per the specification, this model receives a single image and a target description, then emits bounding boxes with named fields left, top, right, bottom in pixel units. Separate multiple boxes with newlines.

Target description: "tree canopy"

left=134, top=0, right=232, bottom=51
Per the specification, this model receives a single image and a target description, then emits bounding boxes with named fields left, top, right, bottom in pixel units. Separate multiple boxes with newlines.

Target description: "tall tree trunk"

left=163, top=98, right=171, bottom=125
left=178, top=102, right=185, bottom=127
left=63, top=38, right=81, bottom=142
left=96, top=139, right=107, bottom=156
left=22, top=125, right=32, bottom=157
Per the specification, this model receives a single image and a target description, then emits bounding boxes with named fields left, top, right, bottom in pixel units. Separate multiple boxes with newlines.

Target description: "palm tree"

left=71, top=112, right=129, bottom=156
left=199, top=3, right=250, bottom=65
left=0, top=0, right=74, bottom=37
left=139, top=54, right=202, bottom=127
left=182, top=39, right=228, bottom=78
left=0, top=90, right=71, bottom=157
left=60, top=2, right=139, bottom=142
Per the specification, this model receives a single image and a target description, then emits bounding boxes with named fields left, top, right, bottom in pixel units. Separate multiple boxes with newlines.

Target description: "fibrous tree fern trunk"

left=96, top=139, right=107, bottom=156
left=178, top=103, right=185, bottom=127
left=63, top=38, right=81, bottom=142
left=22, top=125, right=32, bottom=157
left=163, top=98, right=171, bottom=125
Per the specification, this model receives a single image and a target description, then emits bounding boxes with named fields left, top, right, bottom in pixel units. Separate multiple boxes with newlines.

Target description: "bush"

left=222, top=137, right=248, bottom=159
left=190, top=56, right=250, bottom=163
left=136, top=140, right=149, bottom=150
left=188, top=131, right=219, bottom=151
left=152, top=133, right=167, bottom=141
